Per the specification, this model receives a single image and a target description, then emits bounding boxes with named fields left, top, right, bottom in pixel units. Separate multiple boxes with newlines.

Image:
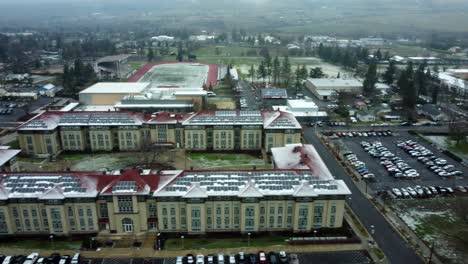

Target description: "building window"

left=313, top=204, right=324, bottom=228
left=0, top=209, right=9, bottom=233
left=99, top=203, right=109, bottom=218
left=50, top=208, right=63, bottom=232
left=244, top=206, right=255, bottom=231
left=117, top=196, right=134, bottom=213
left=148, top=203, right=157, bottom=217
left=122, top=218, right=134, bottom=232
left=41, top=208, right=49, bottom=231
left=191, top=207, right=201, bottom=231
left=298, top=205, right=308, bottom=230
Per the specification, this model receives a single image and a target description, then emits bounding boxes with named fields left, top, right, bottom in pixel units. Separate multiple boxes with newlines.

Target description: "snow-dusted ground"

left=394, top=200, right=467, bottom=263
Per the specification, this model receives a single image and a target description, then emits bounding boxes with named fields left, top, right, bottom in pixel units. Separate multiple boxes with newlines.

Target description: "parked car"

left=176, top=256, right=183, bottom=264
left=258, top=251, right=268, bottom=264
left=278, top=251, right=288, bottom=263
left=58, top=256, right=69, bottom=264
left=289, top=254, right=299, bottom=264
left=46, top=254, right=60, bottom=264
left=23, top=253, right=39, bottom=264
left=217, top=254, right=225, bottom=264
left=2, top=256, right=13, bottom=264
left=186, top=254, right=195, bottom=264
left=70, top=254, right=80, bottom=264
left=196, top=254, right=205, bottom=264
left=228, top=255, right=236, bottom=264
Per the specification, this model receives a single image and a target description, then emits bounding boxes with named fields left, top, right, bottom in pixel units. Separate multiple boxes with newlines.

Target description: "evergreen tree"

left=432, top=84, right=440, bottom=104
left=309, top=67, right=324, bottom=78
left=281, top=56, right=292, bottom=88
left=337, top=72, right=341, bottom=78
left=272, top=56, right=280, bottom=85
left=383, top=60, right=396, bottom=85
left=248, top=65, right=256, bottom=83
left=415, top=63, right=427, bottom=96
left=257, top=61, right=267, bottom=83
left=363, top=62, right=378, bottom=96
left=147, top=48, right=154, bottom=62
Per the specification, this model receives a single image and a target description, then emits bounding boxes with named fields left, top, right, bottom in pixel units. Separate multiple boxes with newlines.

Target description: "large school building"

left=17, top=110, right=302, bottom=157
left=0, top=169, right=350, bottom=236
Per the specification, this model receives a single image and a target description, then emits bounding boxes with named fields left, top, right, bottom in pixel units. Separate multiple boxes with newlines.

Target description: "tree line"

left=62, top=59, right=96, bottom=98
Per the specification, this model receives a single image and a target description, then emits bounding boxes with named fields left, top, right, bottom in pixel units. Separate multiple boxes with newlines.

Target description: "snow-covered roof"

left=307, top=78, right=363, bottom=88
left=438, top=72, right=467, bottom=90
left=1, top=173, right=98, bottom=199
left=0, top=149, right=21, bottom=167
left=271, top=144, right=334, bottom=180
left=154, top=170, right=350, bottom=198
left=80, top=82, right=150, bottom=94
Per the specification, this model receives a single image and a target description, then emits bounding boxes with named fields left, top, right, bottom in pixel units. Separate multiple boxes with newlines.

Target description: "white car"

left=24, top=253, right=39, bottom=264
left=229, top=255, right=236, bottom=264
left=196, top=255, right=205, bottom=264
left=176, top=256, right=184, bottom=264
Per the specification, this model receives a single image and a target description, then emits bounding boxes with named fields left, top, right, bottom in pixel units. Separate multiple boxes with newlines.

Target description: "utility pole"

left=428, top=240, right=435, bottom=264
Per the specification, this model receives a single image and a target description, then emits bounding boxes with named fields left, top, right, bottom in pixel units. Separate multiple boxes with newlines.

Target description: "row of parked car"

left=0, top=108, right=13, bottom=115
left=331, top=130, right=393, bottom=138
left=1, top=253, right=80, bottom=264
left=390, top=185, right=468, bottom=199
left=344, top=152, right=375, bottom=180
left=361, top=141, right=420, bottom=179
left=396, top=140, right=463, bottom=178
left=178, top=251, right=295, bottom=264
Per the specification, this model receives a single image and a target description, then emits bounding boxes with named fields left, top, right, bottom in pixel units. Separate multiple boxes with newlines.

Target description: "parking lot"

left=84, top=250, right=372, bottom=264
left=340, top=131, right=468, bottom=192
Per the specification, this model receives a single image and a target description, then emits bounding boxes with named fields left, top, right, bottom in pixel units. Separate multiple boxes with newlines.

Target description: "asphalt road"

left=303, top=128, right=424, bottom=264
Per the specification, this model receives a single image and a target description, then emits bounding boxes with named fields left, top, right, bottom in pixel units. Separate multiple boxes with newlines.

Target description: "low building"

left=79, top=82, right=151, bottom=106
left=407, top=57, right=440, bottom=65
left=0, top=169, right=350, bottom=235
left=0, top=148, right=20, bottom=171
left=306, top=79, right=363, bottom=100
left=273, top=100, right=328, bottom=123
left=261, top=88, right=287, bottom=100
left=438, top=72, right=467, bottom=95
left=37, top=83, right=60, bottom=97
left=416, top=104, right=447, bottom=121
left=95, top=54, right=133, bottom=79
left=356, top=111, right=376, bottom=122
left=16, top=110, right=302, bottom=156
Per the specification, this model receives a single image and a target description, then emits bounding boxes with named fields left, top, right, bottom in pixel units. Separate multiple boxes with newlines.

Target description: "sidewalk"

left=0, top=243, right=365, bottom=259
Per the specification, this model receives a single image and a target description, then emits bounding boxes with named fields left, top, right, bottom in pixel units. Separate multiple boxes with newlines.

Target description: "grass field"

left=187, top=153, right=271, bottom=170
left=165, top=236, right=288, bottom=250
left=0, top=240, right=82, bottom=250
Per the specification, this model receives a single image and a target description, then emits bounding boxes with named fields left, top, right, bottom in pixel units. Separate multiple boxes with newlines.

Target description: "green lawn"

left=165, top=236, right=288, bottom=250
left=0, top=240, right=82, bottom=250
left=129, top=61, right=146, bottom=71
left=187, top=153, right=269, bottom=170
left=449, top=141, right=468, bottom=154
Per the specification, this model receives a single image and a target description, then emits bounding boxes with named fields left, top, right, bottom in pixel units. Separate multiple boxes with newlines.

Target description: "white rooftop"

left=287, top=100, right=318, bottom=110
left=438, top=72, right=467, bottom=90
left=308, top=78, right=363, bottom=88
left=271, top=144, right=334, bottom=180
left=0, top=149, right=21, bottom=167
left=80, top=82, right=150, bottom=94
left=154, top=170, right=350, bottom=198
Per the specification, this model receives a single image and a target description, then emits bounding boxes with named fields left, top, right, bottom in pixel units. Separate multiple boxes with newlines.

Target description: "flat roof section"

left=80, top=82, right=150, bottom=94
left=308, top=78, right=363, bottom=88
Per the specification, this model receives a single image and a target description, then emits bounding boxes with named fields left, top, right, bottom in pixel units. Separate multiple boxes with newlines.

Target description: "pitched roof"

left=293, top=181, right=318, bottom=197
left=39, top=186, right=65, bottom=200
left=183, top=183, right=208, bottom=198
left=238, top=181, right=264, bottom=198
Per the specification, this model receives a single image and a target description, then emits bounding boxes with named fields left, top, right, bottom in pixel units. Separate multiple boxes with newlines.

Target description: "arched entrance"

left=122, top=218, right=134, bottom=233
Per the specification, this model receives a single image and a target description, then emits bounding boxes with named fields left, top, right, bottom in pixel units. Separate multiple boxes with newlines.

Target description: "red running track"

left=128, top=62, right=218, bottom=88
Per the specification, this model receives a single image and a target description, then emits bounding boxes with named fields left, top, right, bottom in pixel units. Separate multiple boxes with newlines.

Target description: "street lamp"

left=90, top=237, right=96, bottom=249
left=247, top=232, right=251, bottom=247
left=348, top=197, right=352, bottom=207
left=313, top=230, right=318, bottom=237
left=181, top=235, right=185, bottom=249
left=370, top=225, right=375, bottom=235
left=49, top=235, right=54, bottom=249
